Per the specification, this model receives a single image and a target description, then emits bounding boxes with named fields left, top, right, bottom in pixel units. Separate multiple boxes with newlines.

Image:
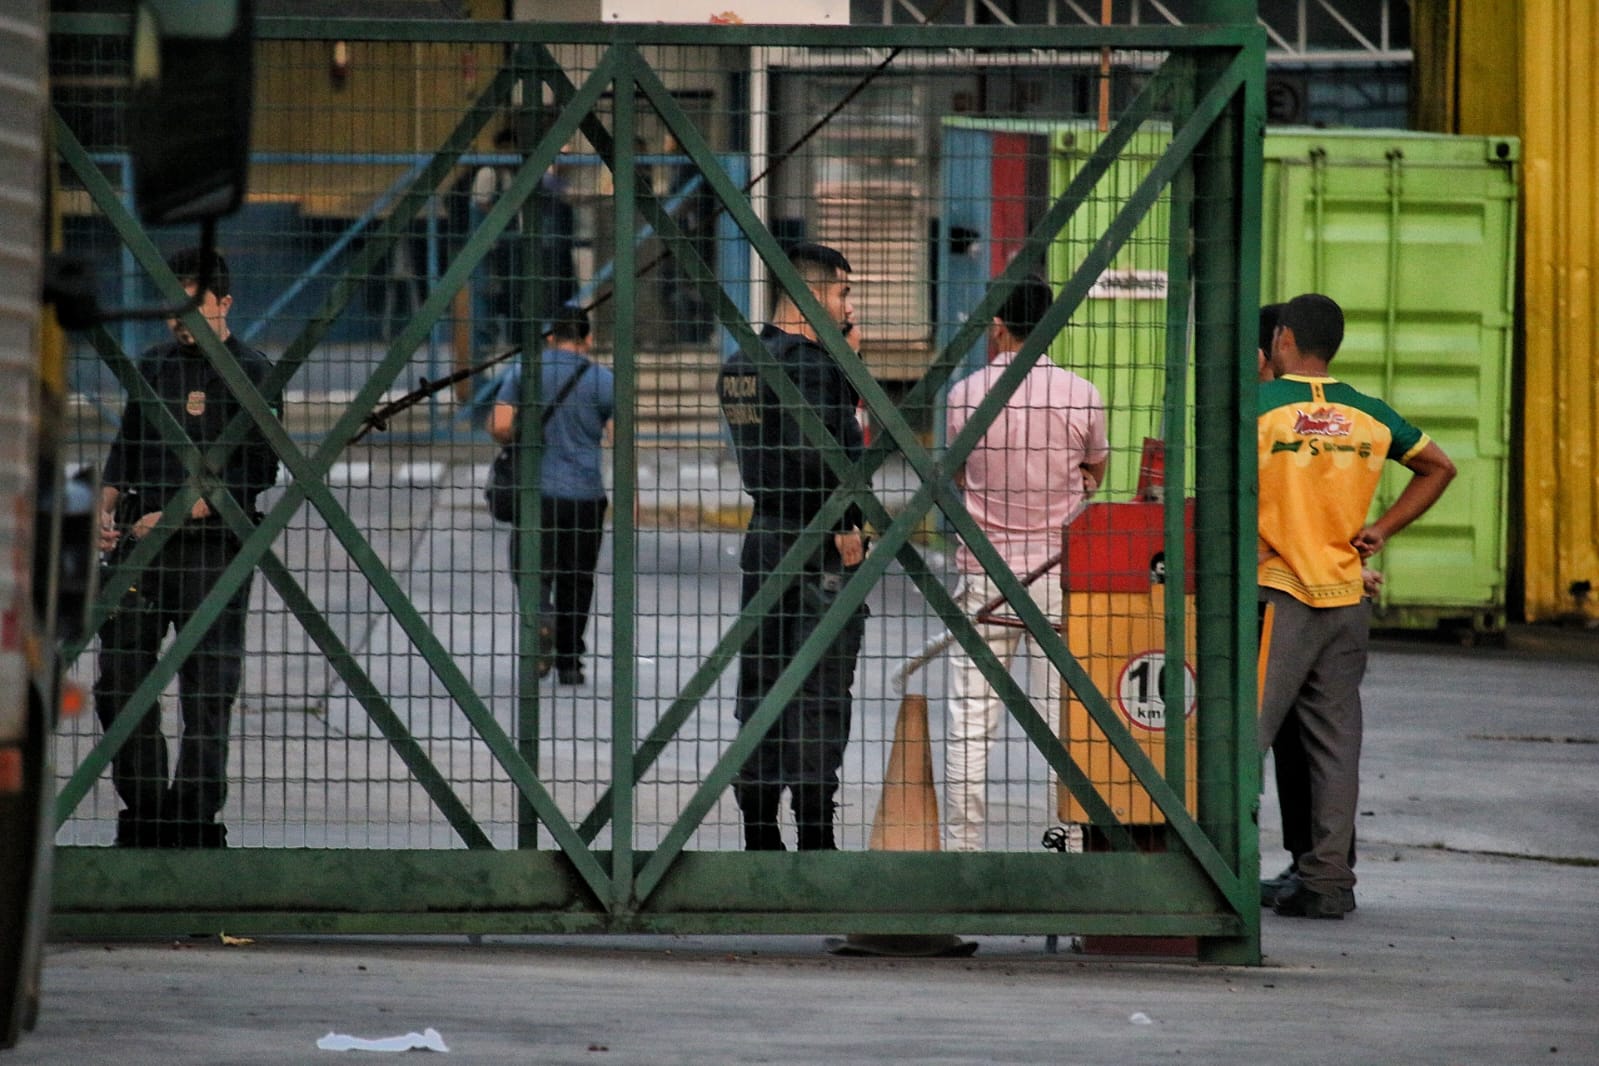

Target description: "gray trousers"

left=1256, top=588, right=1370, bottom=893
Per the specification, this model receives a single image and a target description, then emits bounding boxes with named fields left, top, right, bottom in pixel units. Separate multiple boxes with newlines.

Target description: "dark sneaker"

left=1274, top=882, right=1347, bottom=919
left=1260, top=864, right=1300, bottom=907
left=113, top=811, right=164, bottom=848
left=163, top=821, right=229, bottom=848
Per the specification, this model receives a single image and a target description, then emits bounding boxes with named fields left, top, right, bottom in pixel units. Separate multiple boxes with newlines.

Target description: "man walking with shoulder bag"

left=488, top=305, right=614, bottom=686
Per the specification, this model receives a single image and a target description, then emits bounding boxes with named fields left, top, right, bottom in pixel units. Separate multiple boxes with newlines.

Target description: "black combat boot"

left=735, top=784, right=786, bottom=851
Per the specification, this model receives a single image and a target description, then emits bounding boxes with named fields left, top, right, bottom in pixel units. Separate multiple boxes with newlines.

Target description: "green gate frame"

left=48, top=12, right=1265, bottom=964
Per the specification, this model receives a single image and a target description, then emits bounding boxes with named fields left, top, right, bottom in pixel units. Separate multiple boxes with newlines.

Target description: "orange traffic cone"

left=869, top=694, right=941, bottom=851
left=827, top=694, right=976, bottom=958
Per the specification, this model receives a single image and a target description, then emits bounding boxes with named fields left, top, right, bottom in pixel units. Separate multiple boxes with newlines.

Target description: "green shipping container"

left=1260, top=130, right=1519, bottom=636
left=1036, top=126, right=1517, bottom=636
left=1046, top=125, right=1181, bottom=503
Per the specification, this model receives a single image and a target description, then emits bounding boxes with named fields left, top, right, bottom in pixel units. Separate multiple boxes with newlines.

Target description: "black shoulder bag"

left=485, top=360, right=591, bottom=523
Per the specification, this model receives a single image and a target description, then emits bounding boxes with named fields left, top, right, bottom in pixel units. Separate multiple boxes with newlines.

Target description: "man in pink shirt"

left=943, top=276, right=1109, bottom=851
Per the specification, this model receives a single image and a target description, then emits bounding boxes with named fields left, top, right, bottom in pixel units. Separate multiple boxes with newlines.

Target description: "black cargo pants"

left=732, top=517, right=867, bottom=851
left=94, top=529, right=250, bottom=841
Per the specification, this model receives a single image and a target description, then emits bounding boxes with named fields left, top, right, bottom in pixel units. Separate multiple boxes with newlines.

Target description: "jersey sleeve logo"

left=1291, top=406, right=1352, bottom=437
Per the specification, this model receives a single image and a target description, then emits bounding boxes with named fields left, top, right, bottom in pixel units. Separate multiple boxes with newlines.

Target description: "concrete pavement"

left=28, top=448, right=1599, bottom=1061
left=14, top=623, right=1599, bottom=1064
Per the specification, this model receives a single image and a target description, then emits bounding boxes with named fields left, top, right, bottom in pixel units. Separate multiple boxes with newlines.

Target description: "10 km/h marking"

left=1115, top=651, right=1197, bottom=731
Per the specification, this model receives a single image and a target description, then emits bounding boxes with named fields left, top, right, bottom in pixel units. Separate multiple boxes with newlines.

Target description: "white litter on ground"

left=316, top=1027, right=450, bottom=1052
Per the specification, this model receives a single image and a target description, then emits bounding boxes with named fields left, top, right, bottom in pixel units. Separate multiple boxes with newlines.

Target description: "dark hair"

left=1258, top=302, right=1284, bottom=353
left=543, top=303, right=591, bottom=342
left=1279, top=293, right=1344, bottom=361
left=166, top=246, right=230, bottom=299
left=787, top=242, right=852, bottom=277
left=996, top=275, right=1053, bottom=342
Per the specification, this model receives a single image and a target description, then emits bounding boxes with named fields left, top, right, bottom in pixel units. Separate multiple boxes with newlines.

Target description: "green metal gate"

left=47, top=13, right=1264, bottom=963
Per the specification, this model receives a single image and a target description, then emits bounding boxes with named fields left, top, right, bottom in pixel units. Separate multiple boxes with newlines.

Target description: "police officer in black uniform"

left=95, top=247, right=280, bottom=848
left=716, top=242, right=868, bottom=851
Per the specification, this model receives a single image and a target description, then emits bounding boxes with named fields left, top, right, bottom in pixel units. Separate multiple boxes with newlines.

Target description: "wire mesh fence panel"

left=45, top=18, right=1257, bottom=946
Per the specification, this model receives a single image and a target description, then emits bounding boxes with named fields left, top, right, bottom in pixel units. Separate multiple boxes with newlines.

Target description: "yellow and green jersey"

left=1257, top=374, right=1429, bottom=607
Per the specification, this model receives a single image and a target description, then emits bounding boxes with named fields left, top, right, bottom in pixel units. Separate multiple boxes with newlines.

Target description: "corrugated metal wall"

left=1516, top=2, right=1599, bottom=624
left=1414, top=0, right=1598, bottom=624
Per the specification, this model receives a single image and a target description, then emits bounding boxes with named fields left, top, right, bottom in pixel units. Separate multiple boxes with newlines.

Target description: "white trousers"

left=944, top=572, right=1065, bottom=852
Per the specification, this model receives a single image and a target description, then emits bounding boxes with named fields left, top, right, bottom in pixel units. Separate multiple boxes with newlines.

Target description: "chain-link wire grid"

left=46, top=21, right=1251, bottom=934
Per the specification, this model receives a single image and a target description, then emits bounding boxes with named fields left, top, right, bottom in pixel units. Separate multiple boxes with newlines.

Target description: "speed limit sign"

left=1114, top=651, right=1197, bottom=732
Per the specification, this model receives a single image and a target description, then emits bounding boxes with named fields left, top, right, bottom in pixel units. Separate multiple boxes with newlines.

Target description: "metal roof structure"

left=856, top=0, right=1412, bottom=63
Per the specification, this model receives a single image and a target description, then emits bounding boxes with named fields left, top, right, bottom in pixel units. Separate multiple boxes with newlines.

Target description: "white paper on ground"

left=316, top=1027, right=450, bottom=1052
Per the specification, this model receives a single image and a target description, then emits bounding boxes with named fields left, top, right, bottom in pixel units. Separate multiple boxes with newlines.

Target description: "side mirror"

left=48, top=0, right=256, bottom=326
left=126, top=0, right=254, bottom=226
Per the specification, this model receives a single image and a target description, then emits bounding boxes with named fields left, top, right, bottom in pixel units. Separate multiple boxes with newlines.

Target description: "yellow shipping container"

left=1415, top=0, right=1599, bottom=623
